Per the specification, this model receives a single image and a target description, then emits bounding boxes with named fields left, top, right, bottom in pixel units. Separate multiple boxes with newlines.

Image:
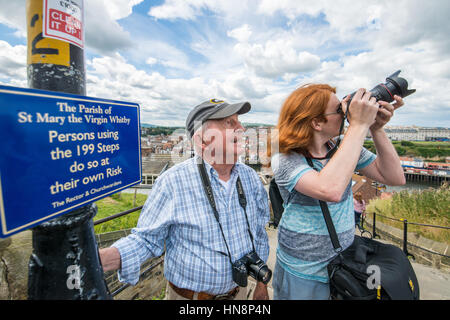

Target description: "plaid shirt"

left=112, top=156, right=270, bottom=294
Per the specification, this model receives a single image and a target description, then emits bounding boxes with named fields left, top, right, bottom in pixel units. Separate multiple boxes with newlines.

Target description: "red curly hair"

left=274, top=84, right=336, bottom=156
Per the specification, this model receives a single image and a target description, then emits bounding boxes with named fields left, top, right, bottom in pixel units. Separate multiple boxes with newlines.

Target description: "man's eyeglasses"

left=323, top=102, right=343, bottom=117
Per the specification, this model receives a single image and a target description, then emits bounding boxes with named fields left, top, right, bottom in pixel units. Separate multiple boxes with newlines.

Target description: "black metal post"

left=402, top=219, right=415, bottom=260
left=372, top=212, right=380, bottom=239
left=28, top=204, right=111, bottom=299
left=26, top=0, right=111, bottom=299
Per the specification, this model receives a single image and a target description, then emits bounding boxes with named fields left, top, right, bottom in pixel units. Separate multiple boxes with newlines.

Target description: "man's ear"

left=194, top=131, right=214, bottom=151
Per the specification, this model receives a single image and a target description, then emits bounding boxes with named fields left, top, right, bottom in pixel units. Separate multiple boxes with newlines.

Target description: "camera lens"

left=248, top=263, right=272, bottom=284
left=259, top=267, right=272, bottom=284
left=345, top=70, right=415, bottom=105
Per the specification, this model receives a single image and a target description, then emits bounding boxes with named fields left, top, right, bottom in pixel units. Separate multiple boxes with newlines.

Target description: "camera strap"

left=305, top=157, right=343, bottom=254
left=197, top=159, right=256, bottom=263
left=320, top=114, right=347, bottom=159
left=307, top=139, right=338, bottom=160
left=313, top=106, right=348, bottom=160
left=328, top=115, right=346, bottom=158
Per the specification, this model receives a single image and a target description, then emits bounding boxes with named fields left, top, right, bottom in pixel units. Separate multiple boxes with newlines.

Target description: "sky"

left=0, top=0, right=449, bottom=127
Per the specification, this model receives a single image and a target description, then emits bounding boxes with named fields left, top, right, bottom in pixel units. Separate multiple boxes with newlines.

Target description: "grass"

left=366, top=183, right=450, bottom=244
left=151, top=288, right=166, bottom=300
left=93, top=192, right=147, bottom=234
left=363, top=140, right=450, bottom=159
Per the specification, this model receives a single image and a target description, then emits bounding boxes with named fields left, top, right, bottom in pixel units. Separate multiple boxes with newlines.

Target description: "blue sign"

left=0, top=85, right=142, bottom=238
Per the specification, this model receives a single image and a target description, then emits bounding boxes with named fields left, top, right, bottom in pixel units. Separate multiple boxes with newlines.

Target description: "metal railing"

left=94, top=205, right=144, bottom=226
left=368, top=209, right=450, bottom=260
left=95, top=198, right=161, bottom=297
left=94, top=164, right=170, bottom=297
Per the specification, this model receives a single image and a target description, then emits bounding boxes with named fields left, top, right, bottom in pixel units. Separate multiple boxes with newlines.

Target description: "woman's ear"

left=311, top=117, right=323, bottom=131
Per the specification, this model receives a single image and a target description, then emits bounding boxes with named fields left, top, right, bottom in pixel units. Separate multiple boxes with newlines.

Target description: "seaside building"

left=381, top=126, right=450, bottom=141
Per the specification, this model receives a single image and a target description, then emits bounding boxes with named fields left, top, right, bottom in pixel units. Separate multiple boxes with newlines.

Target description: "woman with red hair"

left=271, top=84, right=405, bottom=300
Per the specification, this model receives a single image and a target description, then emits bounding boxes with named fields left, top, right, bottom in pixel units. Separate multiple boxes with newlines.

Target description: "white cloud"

left=0, top=41, right=27, bottom=80
left=148, top=0, right=207, bottom=20
left=84, top=0, right=137, bottom=55
left=129, top=39, right=192, bottom=74
left=257, top=0, right=450, bottom=52
left=0, top=0, right=27, bottom=37
left=216, top=70, right=269, bottom=101
left=0, top=0, right=448, bottom=127
left=227, top=24, right=252, bottom=43
left=0, top=0, right=140, bottom=55
left=148, top=0, right=255, bottom=23
left=87, top=53, right=212, bottom=124
left=146, top=57, right=158, bottom=65
left=234, top=39, right=321, bottom=78
left=100, top=0, right=144, bottom=20
left=85, top=53, right=279, bottom=125
left=257, top=0, right=383, bottom=34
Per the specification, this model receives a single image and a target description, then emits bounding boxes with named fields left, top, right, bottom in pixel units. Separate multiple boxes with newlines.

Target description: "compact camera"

left=232, top=251, right=272, bottom=287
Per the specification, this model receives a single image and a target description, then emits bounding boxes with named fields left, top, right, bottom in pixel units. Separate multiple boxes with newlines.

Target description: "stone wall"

left=363, top=214, right=450, bottom=270
left=0, top=231, right=32, bottom=300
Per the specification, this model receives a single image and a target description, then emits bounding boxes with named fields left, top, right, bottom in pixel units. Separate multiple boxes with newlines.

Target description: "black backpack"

left=269, top=178, right=284, bottom=228
left=328, top=235, right=420, bottom=300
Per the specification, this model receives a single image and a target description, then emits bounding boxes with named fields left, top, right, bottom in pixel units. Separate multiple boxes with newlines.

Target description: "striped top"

left=271, top=146, right=376, bottom=283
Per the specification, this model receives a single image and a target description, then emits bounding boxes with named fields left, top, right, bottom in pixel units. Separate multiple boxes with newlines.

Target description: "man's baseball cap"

left=185, top=99, right=251, bottom=138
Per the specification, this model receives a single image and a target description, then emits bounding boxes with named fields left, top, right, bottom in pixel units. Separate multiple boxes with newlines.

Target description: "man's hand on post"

left=99, top=247, right=121, bottom=272
left=253, top=281, right=270, bottom=300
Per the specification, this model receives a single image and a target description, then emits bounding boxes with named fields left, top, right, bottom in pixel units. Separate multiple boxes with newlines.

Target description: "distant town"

left=138, top=124, right=449, bottom=186
left=140, top=123, right=275, bottom=158
left=140, top=124, right=450, bottom=156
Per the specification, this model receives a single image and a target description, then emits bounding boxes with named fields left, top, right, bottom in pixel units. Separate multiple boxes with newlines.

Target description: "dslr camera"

left=346, top=70, right=415, bottom=105
left=232, top=251, right=272, bottom=287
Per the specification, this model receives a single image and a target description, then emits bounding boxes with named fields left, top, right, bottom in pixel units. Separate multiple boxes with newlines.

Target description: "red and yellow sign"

left=26, top=0, right=72, bottom=67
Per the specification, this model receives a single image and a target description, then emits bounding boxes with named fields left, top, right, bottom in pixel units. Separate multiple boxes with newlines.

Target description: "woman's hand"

left=342, top=88, right=379, bottom=129
left=370, top=95, right=404, bottom=132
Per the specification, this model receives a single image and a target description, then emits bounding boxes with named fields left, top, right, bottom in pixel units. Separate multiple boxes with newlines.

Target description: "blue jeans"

left=272, top=258, right=330, bottom=300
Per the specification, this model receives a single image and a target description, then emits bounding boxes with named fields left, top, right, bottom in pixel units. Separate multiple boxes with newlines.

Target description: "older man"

left=99, top=99, right=271, bottom=300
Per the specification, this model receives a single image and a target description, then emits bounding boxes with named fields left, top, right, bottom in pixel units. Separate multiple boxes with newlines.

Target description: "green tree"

left=394, top=145, right=407, bottom=155
left=400, top=140, right=414, bottom=147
